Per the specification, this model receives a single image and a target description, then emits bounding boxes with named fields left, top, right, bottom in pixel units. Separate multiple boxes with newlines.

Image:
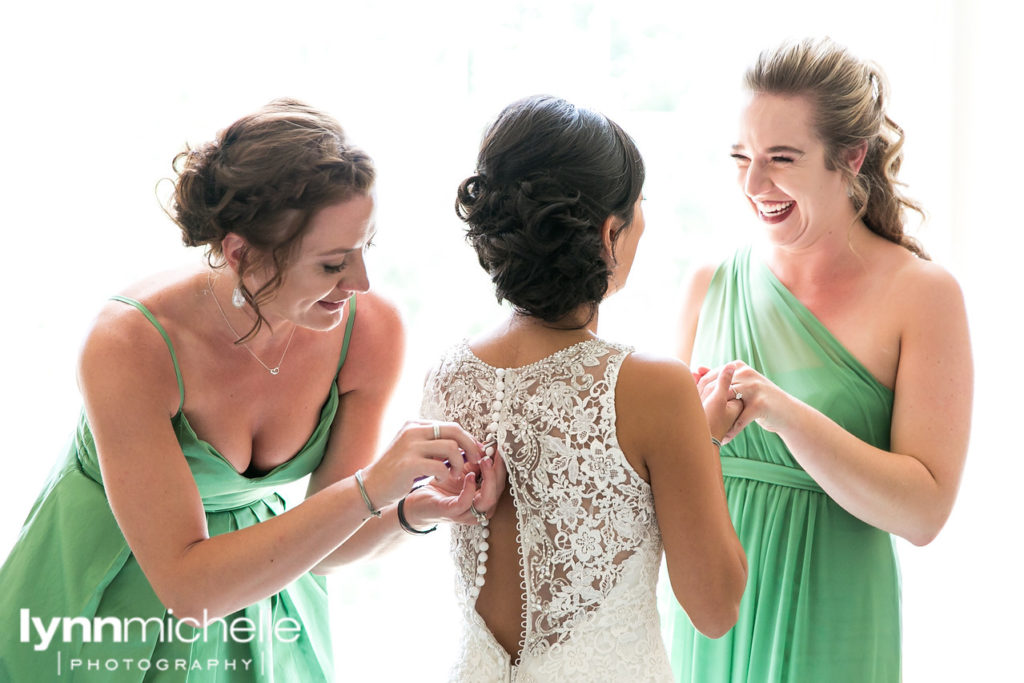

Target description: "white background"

left=1, top=1, right=1020, bottom=680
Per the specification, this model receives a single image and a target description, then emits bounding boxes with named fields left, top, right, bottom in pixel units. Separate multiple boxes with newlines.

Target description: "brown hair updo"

left=456, top=95, right=645, bottom=326
left=746, top=38, right=928, bottom=258
left=170, top=98, right=375, bottom=340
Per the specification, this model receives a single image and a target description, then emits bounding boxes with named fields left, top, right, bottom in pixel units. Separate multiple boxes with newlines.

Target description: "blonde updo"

left=169, top=98, right=375, bottom=339
left=746, top=38, right=928, bottom=258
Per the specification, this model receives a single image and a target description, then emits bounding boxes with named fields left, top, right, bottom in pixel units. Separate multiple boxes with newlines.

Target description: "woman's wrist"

left=762, top=386, right=803, bottom=436
left=398, top=490, right=438, bottom=535
left=399, top=487, right=438, bottom=530
left=354, top=468, right=383, bottom=518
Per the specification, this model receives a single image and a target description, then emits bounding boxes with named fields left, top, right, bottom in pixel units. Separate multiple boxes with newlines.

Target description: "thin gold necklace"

left=208, top=272, right=296, bottom=376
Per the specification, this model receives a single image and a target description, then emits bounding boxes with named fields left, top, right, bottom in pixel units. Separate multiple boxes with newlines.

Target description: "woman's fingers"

left=722, top=412, right=752, bottom=444
left=472, top=453, right=505, bottom=516
left=438, top=422, right=486, bottom=464
left=367, top=419, right=499, bottom=509
left=696, top=368, right=721, bottom=395
left=411, top=421, right=486, bottom=479
left=450, top=472, right=477, bottom=513
left=443, top=472, right=484, bottom=525
left=387, top=420, right=506, bottom=524
left=713, top=363, right=736, bottom=397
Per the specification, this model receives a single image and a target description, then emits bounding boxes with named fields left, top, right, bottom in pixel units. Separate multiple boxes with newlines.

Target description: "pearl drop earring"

left=231, top=286, right=246, bottom=308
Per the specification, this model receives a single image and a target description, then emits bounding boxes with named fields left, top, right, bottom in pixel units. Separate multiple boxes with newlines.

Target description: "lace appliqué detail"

left=422, top=339, right=672, bottom=682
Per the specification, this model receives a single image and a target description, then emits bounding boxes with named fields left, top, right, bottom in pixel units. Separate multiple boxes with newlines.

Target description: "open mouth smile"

left=754, top=200, right=795, bottom=223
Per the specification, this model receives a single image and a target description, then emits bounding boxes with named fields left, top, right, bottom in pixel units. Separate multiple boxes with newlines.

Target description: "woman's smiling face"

left=731, top=93, right=855, bottom=249
left=252, top=193, right=376, bottom=331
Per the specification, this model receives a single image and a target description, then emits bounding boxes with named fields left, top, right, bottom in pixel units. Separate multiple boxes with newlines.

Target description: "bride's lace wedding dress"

left=422, top=339, right=673, bottom=682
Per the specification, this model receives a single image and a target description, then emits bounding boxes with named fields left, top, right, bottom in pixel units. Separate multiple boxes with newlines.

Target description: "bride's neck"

left=505, top=307, right=599, bottom=340
left=469, top=307, right=599, bottom=369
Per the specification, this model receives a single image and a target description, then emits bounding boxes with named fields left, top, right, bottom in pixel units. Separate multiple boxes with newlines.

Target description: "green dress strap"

left=108, top=293, right=356, bottom=413
left=336, top=294, right=357, bottom=374
left=109, top=295, right=186, bottom=414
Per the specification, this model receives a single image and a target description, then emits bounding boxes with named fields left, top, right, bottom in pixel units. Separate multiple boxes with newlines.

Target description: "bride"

left=420, top=95, right=748, bottom=682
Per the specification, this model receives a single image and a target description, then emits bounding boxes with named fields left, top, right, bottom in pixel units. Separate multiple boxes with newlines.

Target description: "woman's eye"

left=323, top=262, right=346, bottom=274
left=771, top=156, right=794, bottom=164
left=730, top=154, right=750, bottom=166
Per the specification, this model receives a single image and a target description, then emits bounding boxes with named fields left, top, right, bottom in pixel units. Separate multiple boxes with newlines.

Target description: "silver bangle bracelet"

left=354, top=468, right=382, bottom=518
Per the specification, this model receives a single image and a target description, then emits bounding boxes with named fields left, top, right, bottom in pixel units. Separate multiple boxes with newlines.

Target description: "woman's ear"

left=220, top=233, right=250, bottom=272
left=601, top=214, right=622, bottom=266
left=846, top=141, right=869, bottom=175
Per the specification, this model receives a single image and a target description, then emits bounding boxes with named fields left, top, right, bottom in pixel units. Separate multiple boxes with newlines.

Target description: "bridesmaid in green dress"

left=669, top=39, right=972, bottom=682
left=0, top=99, right=503, bottom=682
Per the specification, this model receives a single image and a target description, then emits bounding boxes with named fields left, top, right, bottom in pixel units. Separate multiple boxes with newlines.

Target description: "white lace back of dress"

left=423, top=339, right=671, bottom=681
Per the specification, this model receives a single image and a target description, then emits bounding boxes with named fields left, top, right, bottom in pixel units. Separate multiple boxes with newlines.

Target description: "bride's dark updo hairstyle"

left=170, top=98, right=375, bottom=340
left=456, top=95, right=645, bottom=327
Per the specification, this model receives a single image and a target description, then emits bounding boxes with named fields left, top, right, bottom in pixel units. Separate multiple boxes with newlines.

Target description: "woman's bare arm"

left=83, top=299, right=462, bottom=621
left=710, top=263, right=972, bottom=545
left=616, top=353, right=747, bottom=638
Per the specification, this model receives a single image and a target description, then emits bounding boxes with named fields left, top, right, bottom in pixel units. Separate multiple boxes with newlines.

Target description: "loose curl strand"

left=167, top=98, right=375, bottom=341
left=746, top=38, right=929, bottom=259
left=456, top=95, right=645, bottom=326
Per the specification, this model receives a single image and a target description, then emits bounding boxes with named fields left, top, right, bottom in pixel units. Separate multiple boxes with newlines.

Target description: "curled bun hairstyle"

left=456, top=95, right=645, bottom=326
left=170, top=98, right=375, bottom=340
left=746, top=38, right=928, bottom=258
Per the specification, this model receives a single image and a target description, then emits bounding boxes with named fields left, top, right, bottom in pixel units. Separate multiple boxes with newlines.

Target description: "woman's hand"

left=400, top=448, right=507, bottom=530
left=696, top=361, right=793, bottom=444
left=695, top=362, right=744, bottom=443
left=360, top=421, right=485, bottom=511
left=420, top=449, right=507, bottom=525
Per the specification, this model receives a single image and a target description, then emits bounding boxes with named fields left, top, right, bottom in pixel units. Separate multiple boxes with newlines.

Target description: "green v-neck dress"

left=666, top=248, right=901, bottom=682
left=0, top=295, right=357, bottom=682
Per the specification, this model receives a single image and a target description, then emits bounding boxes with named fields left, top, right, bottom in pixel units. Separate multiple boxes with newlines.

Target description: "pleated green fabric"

left=0, top=296, right=356, bottom=683
left=667, top=248, right=901, bottom=682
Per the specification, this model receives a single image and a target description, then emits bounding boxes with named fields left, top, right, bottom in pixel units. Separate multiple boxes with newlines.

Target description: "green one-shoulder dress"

left=667, top=248, right=901, bottom=682
left=0, top=295, right=357, bottom=683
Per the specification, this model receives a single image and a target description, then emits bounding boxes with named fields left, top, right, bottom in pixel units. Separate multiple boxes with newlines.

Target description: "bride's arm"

left=615, top=354, right=747, bottom=638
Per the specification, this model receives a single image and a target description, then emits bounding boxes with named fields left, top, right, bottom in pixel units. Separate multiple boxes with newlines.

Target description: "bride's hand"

left=696, top=362, right=744, bottom=443
left=697, top=362, right=794, bottom=443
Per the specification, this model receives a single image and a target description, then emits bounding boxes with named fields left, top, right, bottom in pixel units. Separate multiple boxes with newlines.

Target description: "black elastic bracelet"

left=397, top=495, right=438, bottom=535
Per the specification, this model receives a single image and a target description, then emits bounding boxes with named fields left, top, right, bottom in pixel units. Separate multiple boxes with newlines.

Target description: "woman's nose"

left=743, top=162, right=772, bottom=197
left=344, top=253, right=371, bottom=294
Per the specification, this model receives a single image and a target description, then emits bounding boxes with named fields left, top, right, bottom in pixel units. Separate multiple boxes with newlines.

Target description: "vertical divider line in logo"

left=57, top=650, right=62, bottom=676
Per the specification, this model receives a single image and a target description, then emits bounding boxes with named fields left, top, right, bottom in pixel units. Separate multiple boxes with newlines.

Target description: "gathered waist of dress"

left=721, top=457, right=824, bottom=494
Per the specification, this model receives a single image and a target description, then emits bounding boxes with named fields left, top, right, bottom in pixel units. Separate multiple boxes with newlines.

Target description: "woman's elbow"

left=691, top=601, right=741, bottom=639
left=904, top=519, right=944, bottom=547
left=160, top=597, right=219, bottom=625
left=901, top=502, right=954, bottom=547
left=150, top=572, right=226, bottom=623
left=311, top=561, right=341, bottom=576
left=676, top=564, right=747, bottom=639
